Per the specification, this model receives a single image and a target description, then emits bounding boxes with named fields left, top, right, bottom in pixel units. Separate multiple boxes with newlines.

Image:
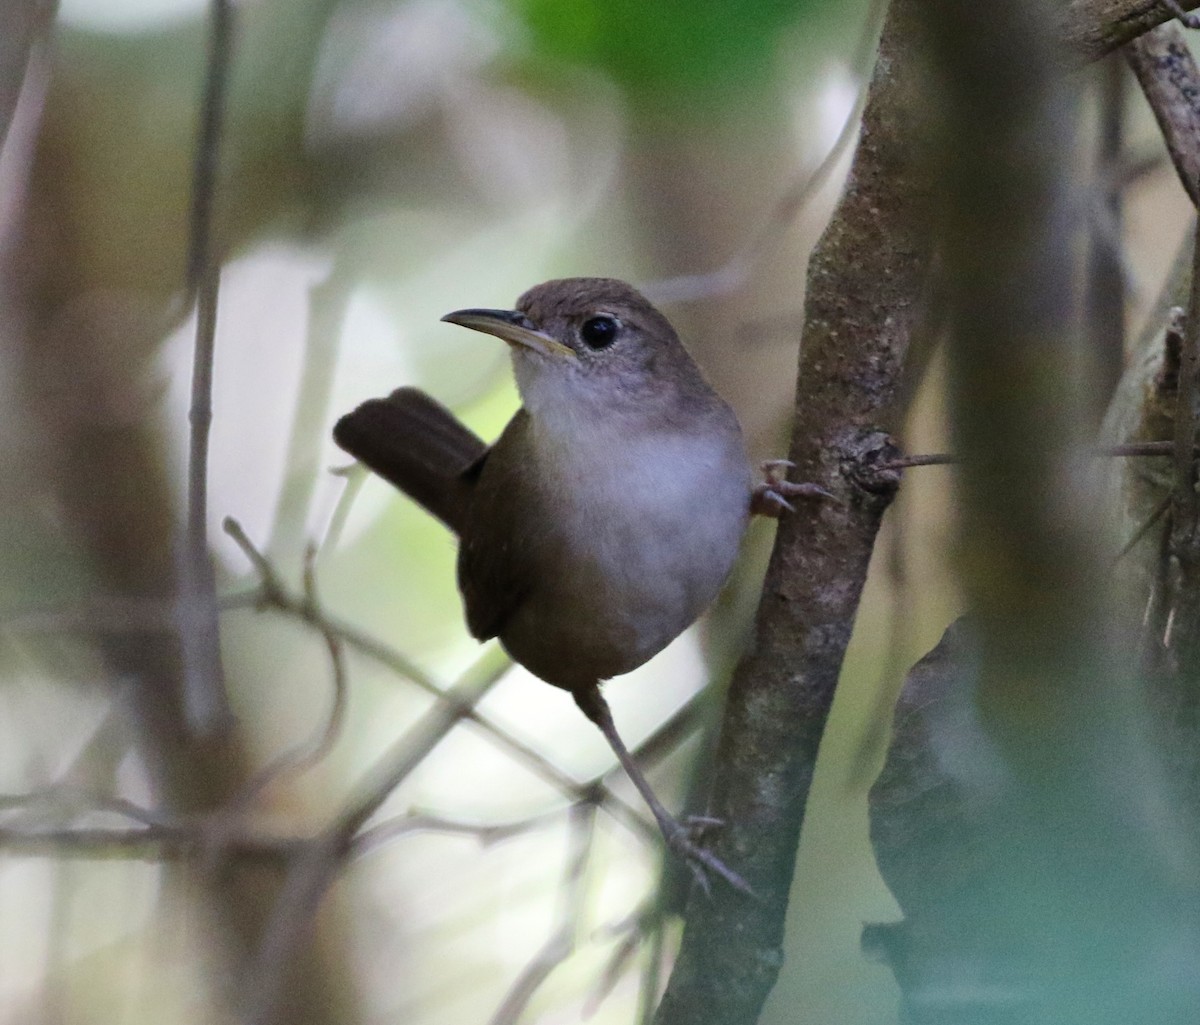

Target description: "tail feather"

left=333, top=387, right=486, bottom=533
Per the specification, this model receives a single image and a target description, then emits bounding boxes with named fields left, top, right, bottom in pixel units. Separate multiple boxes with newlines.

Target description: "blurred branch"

left=207, top=527, right=348, bottom=852
left=655, top=0, right=931, bottom=1020
left=487, top=804, right=596, bottom=1025
left=0, top=807, right=562, bottom=863
left=869, top=0, right=1200, bottom=1016
left=187, top=0, right=233, bottom=289
left=1126, top=22, right=1200, bottom=206
left=1165, top=223, right=1200, bottom=672
left=243, top=646, right=513, bottom=1025
left=221, top=521, right=657, bottom=841
left=1172, top=229, right=1200, bottom=538
left=1085, top=56, right=1127, bottom=416
left=641, top=0, right=886, bottom=306
left=0, top=0, right=47, bottom=154
left=178, top=0, right=236, bottom=737
left=267, top=269, right=353, bottom=561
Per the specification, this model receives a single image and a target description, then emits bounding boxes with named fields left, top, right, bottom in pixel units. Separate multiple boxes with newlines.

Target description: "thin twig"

left=186, top=0, right=233, bottom=291
left=197, top=526, right=352, bottom=876
left=178, top=0, right=236, bottom=737
left=584, top=921, right=647, bottom=1019
left=878, top=440, right=1200, bottom=469
left=488, top=803, right=596, bottom=1025
left=243, top=646, right=517, bottom=1025
left=637, top=921, right=666, bottom=1025
left=0, top=825, right=301, bottom=862
left=352, top=807, right=565, bottom=856
left=221, top=518, right=657, bottom=842
left=1114, top=491, right=1173, bottom=563
left=223, top=524, right=350, bottom=778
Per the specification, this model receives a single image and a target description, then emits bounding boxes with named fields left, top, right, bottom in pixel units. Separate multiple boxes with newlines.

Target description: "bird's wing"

left=456, top=411, right=536, bottom=641
left=333, top=387, right=486, bottom=534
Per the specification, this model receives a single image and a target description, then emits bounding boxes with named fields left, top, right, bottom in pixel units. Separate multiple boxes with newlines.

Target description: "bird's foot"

left=655, top=813, right=756, bottom=898
left=751, top=459, right=834, bottom=517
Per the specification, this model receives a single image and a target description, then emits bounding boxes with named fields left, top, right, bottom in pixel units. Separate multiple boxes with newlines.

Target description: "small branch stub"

left=844, top=430, right=905, bottom=496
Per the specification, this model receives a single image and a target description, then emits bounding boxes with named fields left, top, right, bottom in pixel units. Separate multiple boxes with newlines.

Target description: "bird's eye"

left=580, top=315, right=619, bottom=350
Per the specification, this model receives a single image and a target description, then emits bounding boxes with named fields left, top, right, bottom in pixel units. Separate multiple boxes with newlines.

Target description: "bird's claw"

left=659, top=816, right=756, bottom=898
left=751, top=459, right=834, bottom=518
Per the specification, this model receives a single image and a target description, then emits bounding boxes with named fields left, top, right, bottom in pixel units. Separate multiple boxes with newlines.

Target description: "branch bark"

left=654, top=1, right=933, bottom=1022
left=1126, top=22, right=1200, bottom=205
left=1064, top=0, right=1200, bottom=62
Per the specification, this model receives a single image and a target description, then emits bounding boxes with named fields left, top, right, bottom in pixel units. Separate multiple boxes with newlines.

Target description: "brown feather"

left=333, top=387, right=486, bottom=534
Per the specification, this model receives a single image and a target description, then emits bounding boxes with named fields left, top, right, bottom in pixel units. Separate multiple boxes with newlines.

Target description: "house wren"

left=334, top=277, right=815, bottom=892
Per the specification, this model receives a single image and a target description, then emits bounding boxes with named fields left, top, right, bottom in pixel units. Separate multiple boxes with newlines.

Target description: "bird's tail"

left=333, top=387, right=486, bottom=534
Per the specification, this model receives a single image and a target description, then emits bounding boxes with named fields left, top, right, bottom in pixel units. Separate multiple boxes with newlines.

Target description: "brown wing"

left=456, top=410, right=536, bottom=641
left=333, top=387, right=486, bottom=534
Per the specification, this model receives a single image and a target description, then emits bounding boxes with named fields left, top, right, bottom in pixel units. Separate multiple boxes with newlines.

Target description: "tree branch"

left=1064, top=0, right=1200, bottom=63
left=654, top=0, right=932, bottom=1020
left=178, top=0, right=236, bottom=737
left=1126, top=21, right=1200, bottom=205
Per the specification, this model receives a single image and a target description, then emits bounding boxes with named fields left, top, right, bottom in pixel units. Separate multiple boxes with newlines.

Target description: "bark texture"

left=654, top=1, right=933, bottom=1022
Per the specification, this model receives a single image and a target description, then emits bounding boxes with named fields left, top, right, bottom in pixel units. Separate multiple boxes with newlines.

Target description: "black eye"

left=580, top=315, right=619, bottom=350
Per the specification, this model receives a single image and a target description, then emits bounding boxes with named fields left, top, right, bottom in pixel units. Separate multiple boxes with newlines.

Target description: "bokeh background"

left=0, top=0, right=1192, bottom=1022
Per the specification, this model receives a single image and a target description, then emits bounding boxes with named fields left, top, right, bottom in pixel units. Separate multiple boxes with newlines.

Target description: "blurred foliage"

left=508, top=0, right=826, bottom=103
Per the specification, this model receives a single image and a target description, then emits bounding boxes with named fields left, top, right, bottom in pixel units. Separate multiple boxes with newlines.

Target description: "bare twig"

left=1126, top=22, right=1200, bottom=206
left=3, top=596, right=178, bottom=633
left=0, top=787, right=171, bottom=828
left=186, top=0, right=233, bottom=292
left=1113, top=491, right=1173, bottom=562
left=877, top=440, right=1200, bottom=470
left=243, top=646, right=514, bottom=1025
left=193, top=527, right=353, bottom=878
left=0, top=824, right=302, bottom=862
left=637, top=922, right=666, bottom=1025
left=488, top=803, right=596, bottom=1025
left=223, top=525, right=349, bottom=780
left=221, top=518, right=657, bottom=843
left=178, top=0, right=236, bottom=737
left=352, top=807, right=564, bottom=855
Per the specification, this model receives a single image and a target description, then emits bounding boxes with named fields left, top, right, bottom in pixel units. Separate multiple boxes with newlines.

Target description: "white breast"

left=522, top=415, right=751, bottom=674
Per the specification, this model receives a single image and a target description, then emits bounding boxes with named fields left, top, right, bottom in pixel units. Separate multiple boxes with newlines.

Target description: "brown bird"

left=334, top=277, right=816, bottom=892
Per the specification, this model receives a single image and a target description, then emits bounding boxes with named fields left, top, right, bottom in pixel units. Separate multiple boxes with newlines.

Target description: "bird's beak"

left=441, top=308, right=575, bottom=359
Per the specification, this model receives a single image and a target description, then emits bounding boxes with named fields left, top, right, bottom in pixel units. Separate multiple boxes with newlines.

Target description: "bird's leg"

left=573, top=683, right=754, bottom=896
left=751, top=459, right=833, bottom=517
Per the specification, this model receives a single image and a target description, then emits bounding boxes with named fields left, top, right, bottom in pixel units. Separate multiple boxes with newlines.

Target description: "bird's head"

left=441, top=277, right=711, bottom=420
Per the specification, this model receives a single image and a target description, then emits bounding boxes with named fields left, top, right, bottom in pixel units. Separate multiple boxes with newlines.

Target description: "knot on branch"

left=841, top=429, right=903, bottom=496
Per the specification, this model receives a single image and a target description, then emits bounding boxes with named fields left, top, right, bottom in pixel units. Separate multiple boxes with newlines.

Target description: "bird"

left=333, top=277, right=819, bottom=892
